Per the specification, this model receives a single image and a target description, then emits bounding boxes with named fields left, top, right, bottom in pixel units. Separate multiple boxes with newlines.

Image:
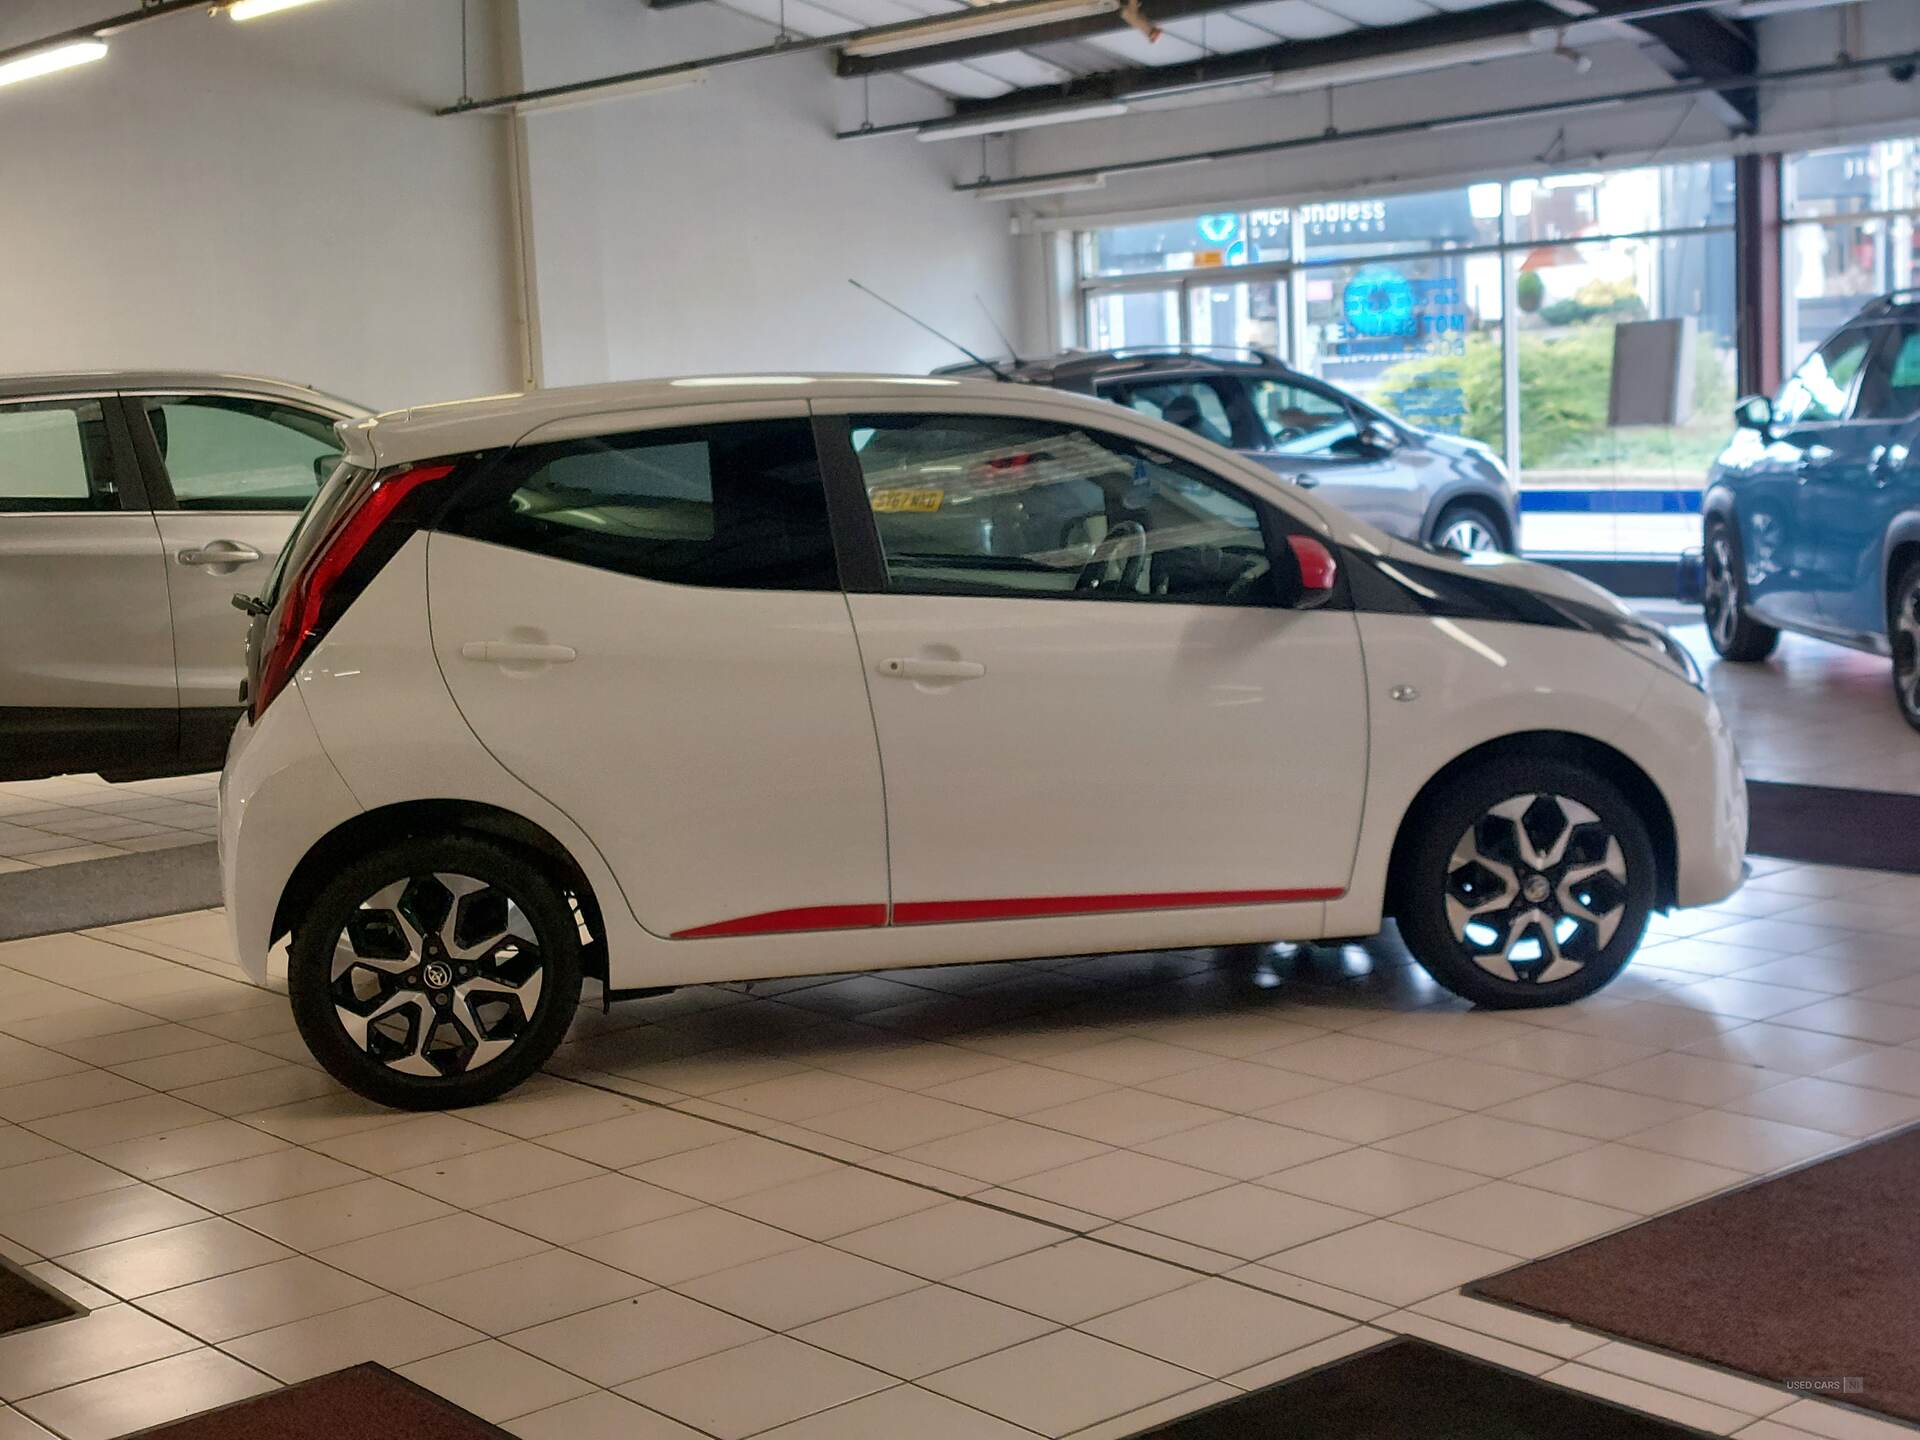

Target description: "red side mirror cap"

left=1285, top=534, right=1338, bottom=609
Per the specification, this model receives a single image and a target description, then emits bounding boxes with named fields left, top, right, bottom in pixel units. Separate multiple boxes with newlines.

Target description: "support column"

left=1735, top=151, right=1783, bottom=399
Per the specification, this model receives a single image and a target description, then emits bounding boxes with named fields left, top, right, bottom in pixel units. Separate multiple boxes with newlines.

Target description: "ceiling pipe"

left=955, top=46, right=1920, bottom=197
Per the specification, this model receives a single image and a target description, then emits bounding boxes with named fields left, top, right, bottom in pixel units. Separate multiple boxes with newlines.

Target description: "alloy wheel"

left=329, top=873, right=546, bottom=1077
left=1438, top=515, right=1499, bottom=554
left=1703, top=531, right=1740, bottom=650
left=1895, top=576, right=1920, bottom=721
left=1443, top=793, right=1629, bottom=985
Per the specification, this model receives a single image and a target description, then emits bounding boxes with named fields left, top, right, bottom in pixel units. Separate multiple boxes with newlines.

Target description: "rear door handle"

left=460, top=641, right=577, bottom=664
left=177, top=541, right=262, bottom=568
left=878, top=657, right=985, bottom=681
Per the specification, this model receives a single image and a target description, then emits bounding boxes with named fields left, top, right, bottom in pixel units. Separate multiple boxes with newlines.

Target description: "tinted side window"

left=1108, top=378, right=1239, bottom=449
left=1249, top=380, right=1360, bottom=458
left=0, top=400, right=117, bottom=513
left=1856, top=324, right=1920, bottom=422
left=143, top=396, right=343, bottom=511
left=1776, top=328, right=1873, bottom=426
left=847, top=413, right=1272, bottom=604
left=452, top=419, right=837, bottom=591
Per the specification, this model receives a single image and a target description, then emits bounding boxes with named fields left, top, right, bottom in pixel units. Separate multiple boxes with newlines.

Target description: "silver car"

left=0, top=372, right=365, bottom=782
left=939, top=348, right=1520, bottom=553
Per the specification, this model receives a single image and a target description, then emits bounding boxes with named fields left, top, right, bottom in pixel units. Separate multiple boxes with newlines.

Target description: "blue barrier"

left=1519, top=489, right=1703, bottom=515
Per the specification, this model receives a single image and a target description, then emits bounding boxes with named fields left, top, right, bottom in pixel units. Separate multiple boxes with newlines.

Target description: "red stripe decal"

left=672, top=904, right=888, bottom=939
left=893, top=888, right=1343, bottom=926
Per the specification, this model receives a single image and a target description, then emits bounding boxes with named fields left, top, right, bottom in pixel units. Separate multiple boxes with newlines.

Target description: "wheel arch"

left=1384, top=730, right=1678, bottom=918
left=1879, top=511, right=1920, bottom=627
left=271, top=800, right=610, bottom=983
left=1421, top=481, right=1516, bottom=551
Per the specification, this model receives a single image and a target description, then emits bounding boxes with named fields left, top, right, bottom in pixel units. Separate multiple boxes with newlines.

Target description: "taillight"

left=252, top=461, right=457, bottom=721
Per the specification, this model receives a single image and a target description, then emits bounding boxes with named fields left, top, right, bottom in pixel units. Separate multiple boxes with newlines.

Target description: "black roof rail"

left=1102, top=345, right=1281, bottom=367
left=1856, top=290, right=1920, bottom=318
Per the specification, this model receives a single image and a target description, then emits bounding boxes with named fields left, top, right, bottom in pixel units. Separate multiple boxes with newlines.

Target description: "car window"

left=1248, top=380, right=1361, bottom=458
left=1855, top=324, right=1920, bottom=422
left=1108, top=379, right=1238, bottom=449
left=847, top=413, right=1272, bottom=604
left=142, top=396, right=343, bottom=511
left=450, top=418, right=837, bottom=591
left=0, top=400, right=118, bottom=513
left=1775, top=328, right=1873, bottom=426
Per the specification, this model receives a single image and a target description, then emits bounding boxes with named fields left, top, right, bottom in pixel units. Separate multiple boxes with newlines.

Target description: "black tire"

left=1890, top=557, right=1920, bottom=734
left=288, top=834, right=583, bottom=1110
left=1703, top=518, right=1779, bottom=662
left=1430, top=498, right=1510, bottom=555
left=1396, top=757, right=1657, bottom=1009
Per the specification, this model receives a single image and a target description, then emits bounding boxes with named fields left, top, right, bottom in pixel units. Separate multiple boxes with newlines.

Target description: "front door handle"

left=177, top=540, right=262, bottom=569
left=878, top=657, right=985, bottom=681
left=460, top=641, right=578, bottom=665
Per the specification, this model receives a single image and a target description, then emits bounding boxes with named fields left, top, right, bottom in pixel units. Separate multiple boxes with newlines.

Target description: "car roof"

left=1853, top=291, right=1920, bottom=322
left=933, top=348, right=1293, bottom=387
left=343, top=372, right=1131, bottom=468
left=0, top=370, right=368, bottom=417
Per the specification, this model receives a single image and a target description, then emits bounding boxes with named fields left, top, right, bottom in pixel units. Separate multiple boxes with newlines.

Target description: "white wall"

left=0, top=1, right=522, bottom=410
left=513, top=0, right=1024, bottom=384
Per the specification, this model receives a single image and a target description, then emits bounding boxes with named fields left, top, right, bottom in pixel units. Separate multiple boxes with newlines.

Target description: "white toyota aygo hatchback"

left=221, top=375, right=1748, bottom=1109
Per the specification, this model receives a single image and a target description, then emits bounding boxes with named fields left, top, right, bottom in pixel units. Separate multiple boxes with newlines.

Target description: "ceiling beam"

left=1604, top=0, right=1759, bottom=129
left=857, top=1, right=1559, bottom=111
left=834, top=0, right=1258, bottom=76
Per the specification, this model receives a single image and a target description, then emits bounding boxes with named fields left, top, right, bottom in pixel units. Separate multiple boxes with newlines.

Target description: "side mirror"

left=1284, top=534, right=1338, bottom=610
left=1734, top=395, right=1773, bottom=433
left=1358, top=420, right=1402, bottom=455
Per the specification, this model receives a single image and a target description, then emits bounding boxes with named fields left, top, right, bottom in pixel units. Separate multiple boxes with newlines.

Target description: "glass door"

left=1187, top=277, right=1289, bottom=361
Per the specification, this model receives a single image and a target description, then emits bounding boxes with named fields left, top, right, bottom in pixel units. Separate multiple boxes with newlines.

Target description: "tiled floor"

left=7, top=862, right=1920, bottom=1440
left=0, top=777, right=218, bottom=874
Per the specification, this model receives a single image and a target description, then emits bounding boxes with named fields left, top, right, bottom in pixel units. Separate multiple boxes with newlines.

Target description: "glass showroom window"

left=1076, top=163, right=1735, bottom=557
left=1783, top=137, right=1918, bottom=367
left=1508, top=162, right=1735, bottom=556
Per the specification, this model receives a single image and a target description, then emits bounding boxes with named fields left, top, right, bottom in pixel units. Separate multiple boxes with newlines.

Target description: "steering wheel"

left=1075, top=521, right=1148, bottom=593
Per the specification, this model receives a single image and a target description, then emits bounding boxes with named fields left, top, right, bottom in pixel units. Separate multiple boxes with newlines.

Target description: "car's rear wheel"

left=1889, top=557, right=1920, bottom=734
left=1396, top=758, right=1656, bottom=1009
left=1703, top=519, right=1779, bottom=662
left=288, top=834, right=582, bottom=1110
left=1432, top=499, right=1508, bottom=555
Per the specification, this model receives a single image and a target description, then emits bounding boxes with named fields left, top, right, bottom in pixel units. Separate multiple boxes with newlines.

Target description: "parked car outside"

left=935, top=348, right=1520, bottom=554
left=1700, top=293, right=1920, bottom=728
left=0, top=372, right=365, bottom=781
left=220, top=374, right=1743, bottom=1109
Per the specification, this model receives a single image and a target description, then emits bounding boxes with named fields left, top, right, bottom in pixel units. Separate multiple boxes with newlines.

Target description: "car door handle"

left=460, top=641, right=577, bottom=665
left=1292, top=475, right=1320, bottom=489
left=177, top=541, right=262, bottom=568
left=878, top=657, right=985, bottom=681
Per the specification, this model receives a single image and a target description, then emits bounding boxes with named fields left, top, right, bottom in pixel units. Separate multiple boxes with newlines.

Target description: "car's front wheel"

left=1890, top=557, right=1920, bottom=734
left=1703, top=519, right=1779, bottom=662
left=1431, top=498, right=1508, bottom=555
left=1396, top=758, right=1656, bottom=1009
left=288, top=834, right=583, bottom=1110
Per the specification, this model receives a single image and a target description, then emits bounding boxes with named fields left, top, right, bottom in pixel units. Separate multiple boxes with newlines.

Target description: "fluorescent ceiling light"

left=516, top=69, right=708, bottom=113
left=972, top=172, right=1107, bottom=200
left=0, top=39, right=106, bottom=89
left=845, top=0, right=1120, bottom=60
left=1265, top=33, right=1544, bottom=94
left=919, top=99, right=1126, bottom=141
left=225, top=0, right=328, bottom=20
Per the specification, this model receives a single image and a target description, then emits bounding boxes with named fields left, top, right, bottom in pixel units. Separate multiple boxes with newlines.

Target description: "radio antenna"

left=975, top=293, right=1025, bottom=368
left=849, top=279, right=1009, bottom=380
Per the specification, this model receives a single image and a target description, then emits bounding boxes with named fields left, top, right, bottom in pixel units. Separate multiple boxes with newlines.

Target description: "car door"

left=427, top=407, right=889, bottom=941
left=1244, top=376, right=1418, bottom=537
left=820, top=402, right=1368, bottom=923
left=0, top=395, right=177, bottom=778
left=1804, top=321, right=1920, bottom=635
left=126, top=393, right=345, bottom=758
left=1744, top=325, right=1875, bottom=629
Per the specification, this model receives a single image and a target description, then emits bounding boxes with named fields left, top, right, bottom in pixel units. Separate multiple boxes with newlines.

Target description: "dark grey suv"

left=938, top=348, right=1519, bottom=553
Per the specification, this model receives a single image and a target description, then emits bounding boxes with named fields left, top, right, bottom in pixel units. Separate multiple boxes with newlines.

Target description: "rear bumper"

left=220, top=688, right=361, bottom=990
